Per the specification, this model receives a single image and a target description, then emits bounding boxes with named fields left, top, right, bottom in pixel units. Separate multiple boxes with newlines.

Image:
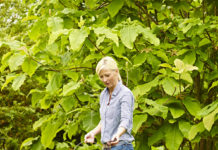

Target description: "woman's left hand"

left=109, top=134, right=120, bottom=146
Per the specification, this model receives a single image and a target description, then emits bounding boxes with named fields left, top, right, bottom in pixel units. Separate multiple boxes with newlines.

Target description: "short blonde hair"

left=96, top=56, right=121, bottom=81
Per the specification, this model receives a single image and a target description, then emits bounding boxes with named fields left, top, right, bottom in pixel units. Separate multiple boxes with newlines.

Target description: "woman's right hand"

left=84, top=132, right=95, bottom=144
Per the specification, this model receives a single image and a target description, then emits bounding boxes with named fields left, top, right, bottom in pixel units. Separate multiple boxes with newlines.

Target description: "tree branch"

left=87, top=37, right=105, bottom=56
left=135, top=1, right=158, bottom=25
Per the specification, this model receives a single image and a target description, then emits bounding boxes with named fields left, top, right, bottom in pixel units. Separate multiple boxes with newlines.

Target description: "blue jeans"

left=111, top=143, right=134, bottom=150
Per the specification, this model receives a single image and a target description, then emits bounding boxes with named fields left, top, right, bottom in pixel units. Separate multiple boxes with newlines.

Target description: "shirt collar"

left=109, top=80, right=122, bottom=96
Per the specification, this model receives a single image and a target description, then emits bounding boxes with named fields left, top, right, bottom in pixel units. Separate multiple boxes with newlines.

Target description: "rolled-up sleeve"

left=119, top=91, right=134, bottom=133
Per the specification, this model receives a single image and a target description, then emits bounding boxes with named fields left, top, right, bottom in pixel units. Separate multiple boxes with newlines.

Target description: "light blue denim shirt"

left=99, top=81, right=134, bottom=143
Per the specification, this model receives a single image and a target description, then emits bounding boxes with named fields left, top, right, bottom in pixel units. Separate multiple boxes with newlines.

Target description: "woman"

left=84, top=56, right=134, bottom=150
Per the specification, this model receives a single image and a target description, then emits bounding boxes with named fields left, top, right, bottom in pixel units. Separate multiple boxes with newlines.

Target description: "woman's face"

left=99, top=68, right=119, bottom=91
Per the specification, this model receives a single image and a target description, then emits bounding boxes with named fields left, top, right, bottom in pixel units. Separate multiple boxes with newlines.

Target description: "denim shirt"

left=99, top=81, right=134, bottom=143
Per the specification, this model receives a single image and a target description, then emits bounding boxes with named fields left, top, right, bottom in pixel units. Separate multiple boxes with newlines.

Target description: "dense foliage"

left=0, top=0, right=217, bottom=150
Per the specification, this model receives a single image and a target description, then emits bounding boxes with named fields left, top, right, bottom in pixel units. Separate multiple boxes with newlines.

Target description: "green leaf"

left=113, top=43, right=125, bottom=56
left=8, top=53, right=26, bottom=71
left=60, top=96, right=75, bottom=112
left=48, top=29, right=69, bottom=45
left=199, top=38, right=211, bottom=47
left=41, top=113, right=65, bottom=148
left=179, top=120, right=191, bottom=138
left=162, top=77, right=181, bottom=96
left=148, top=126, right=165, bottom=146
left=143, top=99, right=168, bottom=119
left=67, top=121, right=78, bottom=139
left=120, top=24, right=138, bottom=49
left=203, top=108, right=218, bottom=131
left=63, top=70, right=78, bottom=81
left=20, top=137, right=39, bottom=150
left=181, top=72, right=193, bottom=83
left=47, top=17, right=64, bottom=32
left=146, top=53, right=161, bottom=70
left=56, top=142, right=69, bottom=150
left=0, top=52, right=12, bottom=72
left=46, top=72, right=62, bottom=94
left=133, top=52, right=147, bottom=67
left=85, top=0, right=97, bottom=9
left=33, top=115, right=49, bottom=131
left=1, top=74, right=16, bottom=90
left=107, top=0, right=124, bottom=18
left=12, top=74, right=26, bottom=91
left=208, top=80, right=218, bottom=91
left=153, top=51, right=168, bottom=62
left=169, top=103, right=185, bottom=119
left=69, top=28, right=89, bottom=51
left=165, top=124, right=183, bottom=150
left=63, top=81, right=80, bottom=96
left=183, top=97, right=201, bottom=116
left=28, top=89, right=45, bottom=107
left=188, top=122, right=205, bottom=140
left=82, top=110, right=100, bottom=132
left=29, top=20, right=47, bottom=41
left=94, top=27, right=119, bottom=46
left=133, top=76, right=160, bottom=98
left=132, top=114, right=147, bottom=133
left=183, top=51, right=196, bottom=65
left=22, top=57, right=39, bottom=77
left=140, top=28, right=160, bottom=46
left=197, top=100, right=218, bottom=117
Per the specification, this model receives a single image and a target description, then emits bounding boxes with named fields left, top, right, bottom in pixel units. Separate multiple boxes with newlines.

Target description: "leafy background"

left=0, top=0, right=217, bottom=150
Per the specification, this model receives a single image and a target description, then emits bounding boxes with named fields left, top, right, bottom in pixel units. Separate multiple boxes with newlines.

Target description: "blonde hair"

left=96, top=56, right=121, bottom=81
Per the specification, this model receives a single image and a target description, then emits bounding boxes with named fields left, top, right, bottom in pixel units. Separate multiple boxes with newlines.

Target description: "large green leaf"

left=140, top=27, right=160, bottom=46
left=48, top=29, right=69, bottom=45
left=169, top=103, right=185, bottom=119
left=47, top=17, right=64, bottom=32
left=183, top=97, right=201, bottom=116
left=132, top=113, right=147, bottom=133
left=133, top=76, right=160, bottom=98
left=41, top=113, right=65, bottom=148
left=12, top=74, right=26, bottom=91
left=188, top=122, right=205, bottom=140
left=183, top=51, right=196, bottom=65
left=94, top=27, right=119, bottom=46
left=143, top=99, right=168, bottom=119
left=8, top=53, right=26, bottom=72
left=162, top=77, right=181, bottom=96
left=148, top=126, right=165, bottom=146
left=29, top=19, right=47, bottom=41
left=113, top=43, right=125, bottom=56
left=107, top=0, right=124, bottom=18
left=208, top=80, right=218, bottom=92
left=46, top=72, right=62, bottom=94
left=165, top=124, right=183, bottom=150
left=1, top=74, right=16, bottom=90
left=133, top=52, right=147, bottom=67
left=22, top=57, right=39, bottom=77
left=179, top=120, right=191, bottom=139
left=197, top=100, right=218, bottom=117
left=63, top=81, right=80, bottom=96
left=0, top=52, right=12, bottom=72
left=33, top=115, right=49, bottom=131
left=203, top=108, right=218, bottom=131
left=60, top=96, right=75, bottom=112
left=82, top=110, right=100, bottom=132
left=67, top=121, right=78, bottom=139
left=69, top=28, right=89, bottom=51
left=120, top=24, right=139, bottom=49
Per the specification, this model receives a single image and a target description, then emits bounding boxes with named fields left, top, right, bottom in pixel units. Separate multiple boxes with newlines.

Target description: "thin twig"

left=87, top=37, right=105, bottom=56
left=135, top=2, right=158, bottom=25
